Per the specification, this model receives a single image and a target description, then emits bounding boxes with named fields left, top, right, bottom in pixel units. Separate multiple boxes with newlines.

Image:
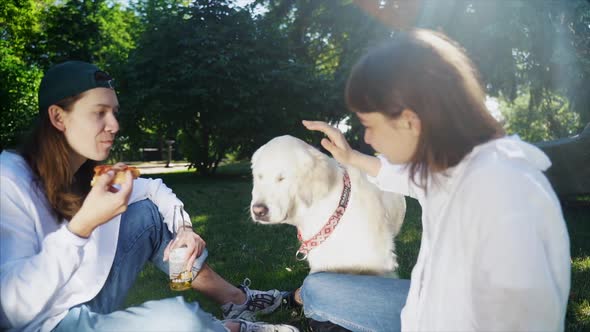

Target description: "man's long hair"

left=21, top=94, right=96, bottom=222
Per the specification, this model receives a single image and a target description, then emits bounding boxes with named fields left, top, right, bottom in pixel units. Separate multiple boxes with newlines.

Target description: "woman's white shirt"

left=0, top=151, right=189, bottom=332
left=370, top=136, right=571, bottom=332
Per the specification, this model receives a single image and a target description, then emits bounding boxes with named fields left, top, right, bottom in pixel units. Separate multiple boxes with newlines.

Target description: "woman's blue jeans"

left=301, top=273, right=410, bottom=332
left=53, top=199, right=226, bottom=332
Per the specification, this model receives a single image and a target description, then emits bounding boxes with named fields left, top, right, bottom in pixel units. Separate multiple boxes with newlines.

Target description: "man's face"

left=61, top=87, right=120, bottom=165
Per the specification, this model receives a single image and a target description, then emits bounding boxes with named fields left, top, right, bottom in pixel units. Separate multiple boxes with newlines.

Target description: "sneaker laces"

left=241, top=278, right=254, bottom=302
left=222, top=278, right=284, bottom=320
left=228, top=319, right=299, bottom=332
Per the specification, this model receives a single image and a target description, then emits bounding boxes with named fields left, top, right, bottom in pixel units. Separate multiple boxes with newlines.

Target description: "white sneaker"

left=221, top=278, right=284, bottom=321
left=223, top=319, right=300, bottom=332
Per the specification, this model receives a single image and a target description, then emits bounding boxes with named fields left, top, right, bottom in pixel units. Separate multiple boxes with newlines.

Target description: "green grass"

left=125, top=162, right=590, bottom=331
left=564, top=200, right=590, bottom=332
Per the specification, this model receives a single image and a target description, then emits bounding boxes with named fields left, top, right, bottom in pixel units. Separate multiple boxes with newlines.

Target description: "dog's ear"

left=297, top=145, right=338, bottom=207
left=251, top=144, right=265, bottom=170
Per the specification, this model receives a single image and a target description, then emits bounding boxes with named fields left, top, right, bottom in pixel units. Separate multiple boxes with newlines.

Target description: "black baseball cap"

left=38, top=61, right=115, bottom=113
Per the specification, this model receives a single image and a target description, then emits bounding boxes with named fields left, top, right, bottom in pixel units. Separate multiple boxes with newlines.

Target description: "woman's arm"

left=0, top=179, right=88, bottom=329
left=303, top=120, right=417, bottom=197
left=302, top=120, right=381, bottom=175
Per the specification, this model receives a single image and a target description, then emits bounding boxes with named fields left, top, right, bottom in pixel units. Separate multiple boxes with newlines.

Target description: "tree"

left=36, top=0, right=138, bottom=71
left=254, top=0, right=395, bottom=153
left=414, top=0, right=589, bottom=137
left=258, top=0, right=590, bottom=143
left=121, top=0, right=331, bottom=174
left=499, top=90, right=581, bottom=142
left=0, top=0, right=44, bottom=149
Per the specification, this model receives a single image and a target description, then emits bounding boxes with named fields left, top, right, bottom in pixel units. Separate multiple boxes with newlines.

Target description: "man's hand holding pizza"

left=68, top=163, right=140, bottom=238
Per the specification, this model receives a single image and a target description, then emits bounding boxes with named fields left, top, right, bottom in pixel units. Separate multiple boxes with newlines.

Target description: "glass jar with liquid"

left=169, top=205, right=193, bottom=291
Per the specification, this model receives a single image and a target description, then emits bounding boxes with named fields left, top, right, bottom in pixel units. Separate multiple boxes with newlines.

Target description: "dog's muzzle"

left=251, top=203, right=270, bottom=222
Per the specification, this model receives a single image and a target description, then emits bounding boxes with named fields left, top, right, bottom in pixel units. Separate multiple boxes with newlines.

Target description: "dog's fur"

left=250, top=135, right=406, bottom=275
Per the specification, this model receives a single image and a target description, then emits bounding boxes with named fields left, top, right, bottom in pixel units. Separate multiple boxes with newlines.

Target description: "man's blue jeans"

left=53, top=199, right=226, bottom=332
left=301, top=272, right=410, bottom=332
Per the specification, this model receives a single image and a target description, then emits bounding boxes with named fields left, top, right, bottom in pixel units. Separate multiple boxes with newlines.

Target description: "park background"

left=1, top=0, right=589, bottom=331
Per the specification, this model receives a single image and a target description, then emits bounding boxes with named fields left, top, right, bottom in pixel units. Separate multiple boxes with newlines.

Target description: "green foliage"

left=499, top=90, right=582, bottom=142
left=258, top=0, right=590, bottom=143
left=121, top=0, right=333, bottom=174
left=40, top=0, right=104, bottom=64
left=260, top=0, right=393, bottom=120
left=0, top=48, right=42, bottom=149
left=0, top=0, right=44, bottom=149
left=0, top=0, right=43, bottom=58
left=2, top=0, right=590, bottom=163
left=36, top=0, right=138, bottom=70
left=424, top=0, right=590, bottom=135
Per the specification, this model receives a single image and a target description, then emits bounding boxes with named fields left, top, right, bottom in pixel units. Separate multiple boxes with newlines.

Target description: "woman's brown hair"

left=346, top=29, right=504, bottom=189
left=21, top=95, right=96, bottom=222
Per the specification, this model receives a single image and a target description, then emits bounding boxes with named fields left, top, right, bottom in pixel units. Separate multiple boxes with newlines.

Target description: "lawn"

left=125, top=162, right=590, bottom=331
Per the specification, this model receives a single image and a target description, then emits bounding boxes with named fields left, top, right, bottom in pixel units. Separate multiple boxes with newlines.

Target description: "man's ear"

left=48, top=105, right=66, bottom=132
left=401, top=109, right=421, bottom=137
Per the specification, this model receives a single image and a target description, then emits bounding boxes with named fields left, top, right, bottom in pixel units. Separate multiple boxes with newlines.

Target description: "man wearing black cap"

left=0, top=61, right=297, bottom=332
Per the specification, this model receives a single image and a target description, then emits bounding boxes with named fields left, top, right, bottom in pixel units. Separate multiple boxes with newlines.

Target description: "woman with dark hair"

left=302, top=29, right=570, bottom=331
left=0, top=61, right=297, bottom=332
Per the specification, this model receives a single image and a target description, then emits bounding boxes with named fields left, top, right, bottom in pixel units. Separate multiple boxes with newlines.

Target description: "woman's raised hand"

left=302, top=120, right=355, bottom=165
left=68, top=165, right=133, bottom=238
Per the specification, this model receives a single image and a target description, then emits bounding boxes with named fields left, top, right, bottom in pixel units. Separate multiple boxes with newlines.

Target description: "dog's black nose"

left=252, top=203, right=269, bottom=220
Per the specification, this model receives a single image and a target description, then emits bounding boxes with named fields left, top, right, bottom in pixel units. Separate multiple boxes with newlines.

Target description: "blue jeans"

left=53, top=199, right=226, bottom=332
left=301, top=273, right=410, bottom=332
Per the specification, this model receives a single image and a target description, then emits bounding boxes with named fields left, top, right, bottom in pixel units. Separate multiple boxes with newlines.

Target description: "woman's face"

left=61, top=87, right=119, bottom=166
left=356, top=111, right=420, bottom=164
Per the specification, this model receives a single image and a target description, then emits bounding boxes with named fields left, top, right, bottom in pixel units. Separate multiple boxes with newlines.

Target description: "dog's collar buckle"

left=295, top=250, right=308, bottom=261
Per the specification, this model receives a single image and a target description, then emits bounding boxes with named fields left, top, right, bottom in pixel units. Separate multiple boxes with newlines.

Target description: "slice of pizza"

left=91, top=164, right=140, bottom=186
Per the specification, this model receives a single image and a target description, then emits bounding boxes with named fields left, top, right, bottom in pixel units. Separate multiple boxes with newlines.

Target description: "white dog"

left=250, top=135, right=406, bottom=275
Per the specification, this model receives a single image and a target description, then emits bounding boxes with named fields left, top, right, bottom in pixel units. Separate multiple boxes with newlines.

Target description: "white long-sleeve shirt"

left=369, top=136, right=571, bottom=331
left=0, top=151, right=190, bottom=332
